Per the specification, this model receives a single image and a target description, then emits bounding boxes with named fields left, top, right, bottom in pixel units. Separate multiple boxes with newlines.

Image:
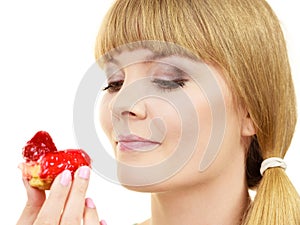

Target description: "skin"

left=100, top=50, right=256, bottom=225
left=17, top=50, right=256, bottom=225
left=16, top=166, right=101, bottom=225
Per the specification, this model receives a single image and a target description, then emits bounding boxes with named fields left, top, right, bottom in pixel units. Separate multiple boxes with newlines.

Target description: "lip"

left=116, top=134, right=161, bottom=152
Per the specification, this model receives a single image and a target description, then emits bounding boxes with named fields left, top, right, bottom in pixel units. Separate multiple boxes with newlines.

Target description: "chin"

left=117, top=170, right=194, bottom=194
left=116, top=168, right=171, bottom=193
left=121, top=182, right=173, bottom=193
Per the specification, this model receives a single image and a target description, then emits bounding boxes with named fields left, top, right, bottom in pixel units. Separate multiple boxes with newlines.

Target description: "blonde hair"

left=95, top=0, right=300, bottom=224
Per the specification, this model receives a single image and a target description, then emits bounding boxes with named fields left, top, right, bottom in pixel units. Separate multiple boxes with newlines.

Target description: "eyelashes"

left=152, top=78, right=188, bottom=91
left=102, top=80, right=123, bottom=93
left=102, top=78, right=188, bottom=93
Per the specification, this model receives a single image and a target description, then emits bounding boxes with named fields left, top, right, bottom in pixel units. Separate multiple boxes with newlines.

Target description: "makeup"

left=116, top=134, right=161, bottom=152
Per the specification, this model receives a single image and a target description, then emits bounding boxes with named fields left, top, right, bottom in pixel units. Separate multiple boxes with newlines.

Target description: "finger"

left=23, top=177, right=46, bottom=206
left=100, top=220, right=108, bottom=225
left=83, top=198, right=100, bottom=225
left=33, top=170, right=72, bottom=225
left=60, top=166, right=91, bottom=225
left=16, top=178, right=46, bottom=225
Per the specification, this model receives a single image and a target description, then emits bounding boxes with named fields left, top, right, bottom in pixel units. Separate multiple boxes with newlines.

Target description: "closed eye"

left=152, top=78, right=188, bottom=91
left=102, top=80, right=124, bottom=93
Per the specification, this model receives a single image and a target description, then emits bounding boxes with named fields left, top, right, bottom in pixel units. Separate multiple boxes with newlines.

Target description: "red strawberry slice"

left=20, top=131, right=91, bottom=190
left=22, top=131, right=57, bottom=162
left=39, top=149, right=91, bottom=179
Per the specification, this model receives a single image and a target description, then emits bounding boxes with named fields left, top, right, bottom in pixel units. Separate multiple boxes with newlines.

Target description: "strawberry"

left=22, top=131, right=57, bottom=162
left=20, top=131, right=91, bottom=190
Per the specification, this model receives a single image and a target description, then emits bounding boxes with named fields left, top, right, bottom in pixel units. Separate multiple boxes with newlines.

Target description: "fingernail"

left=85, top=197, right=96, bottom=208
left=78, top=166, right=90, bottom=179
left=100, top=220, right=107, bottom=225
left=60, top=170, right=72, bottom=186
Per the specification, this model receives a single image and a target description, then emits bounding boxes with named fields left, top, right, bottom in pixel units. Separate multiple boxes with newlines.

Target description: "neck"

left=149, top=167, right=250, bottom=225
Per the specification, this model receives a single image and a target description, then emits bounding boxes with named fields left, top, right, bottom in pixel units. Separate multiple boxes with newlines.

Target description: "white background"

left=0, top=1, right=299, bottom=224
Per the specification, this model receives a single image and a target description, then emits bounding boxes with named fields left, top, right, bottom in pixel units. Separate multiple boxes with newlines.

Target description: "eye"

left=102, top=80, right=124, bottom=93
left=152, top=79, right=188, bottom=91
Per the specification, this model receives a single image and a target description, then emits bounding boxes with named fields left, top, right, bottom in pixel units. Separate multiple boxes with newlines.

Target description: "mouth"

left=116, top=134, right=161, bottom=152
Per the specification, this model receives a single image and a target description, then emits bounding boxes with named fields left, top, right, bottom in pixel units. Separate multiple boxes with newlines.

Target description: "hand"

left=16, top=166, right=102, bottom=225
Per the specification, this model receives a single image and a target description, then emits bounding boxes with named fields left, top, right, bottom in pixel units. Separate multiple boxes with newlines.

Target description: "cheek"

left=175, top=76, right=233, bottom=175
left=99, top=95, right=113, bottom=141
left=153, top=102, right=182, bottom=157
left=184, top=81, right=243, bottom=179
left=187, top=92, right=213, bottom=170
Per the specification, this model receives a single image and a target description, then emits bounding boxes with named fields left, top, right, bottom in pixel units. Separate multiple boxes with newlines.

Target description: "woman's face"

left=99, top=48, right=247, bottom=191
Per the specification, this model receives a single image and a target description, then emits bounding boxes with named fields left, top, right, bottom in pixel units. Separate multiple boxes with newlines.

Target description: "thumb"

left=16, top=178, right=46, bottom=225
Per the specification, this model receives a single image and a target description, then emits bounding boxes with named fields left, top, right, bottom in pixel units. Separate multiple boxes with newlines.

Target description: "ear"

left=241, top=112, right=256, bottom=137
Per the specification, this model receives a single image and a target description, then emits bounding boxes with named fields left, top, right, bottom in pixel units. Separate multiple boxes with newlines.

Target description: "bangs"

left=95, top=0, right=214, bottom=62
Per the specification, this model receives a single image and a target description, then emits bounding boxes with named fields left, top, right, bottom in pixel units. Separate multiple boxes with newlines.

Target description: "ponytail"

left=243, top=168, right=300, bottom=224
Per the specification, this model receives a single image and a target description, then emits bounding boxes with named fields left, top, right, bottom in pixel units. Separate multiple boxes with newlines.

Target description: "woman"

left=17, top=0, right=300, bottom=224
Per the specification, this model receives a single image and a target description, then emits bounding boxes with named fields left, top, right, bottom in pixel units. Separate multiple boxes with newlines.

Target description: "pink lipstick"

left=116, top=134, right=161, bottom=152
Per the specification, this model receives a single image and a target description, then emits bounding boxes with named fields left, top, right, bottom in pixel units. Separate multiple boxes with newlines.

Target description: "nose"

left=109, top=85, right=147, bottom=120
